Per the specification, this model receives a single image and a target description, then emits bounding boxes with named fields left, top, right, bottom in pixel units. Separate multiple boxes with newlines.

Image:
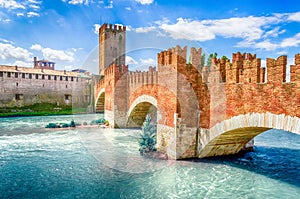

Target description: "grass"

left=0, top=103, right=88, bottom=117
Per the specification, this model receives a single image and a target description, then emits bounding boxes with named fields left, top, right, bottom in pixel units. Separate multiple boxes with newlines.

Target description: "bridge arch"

left=95, top=88, right=105, bottom=113
left=126, top=95, right=159, bottom=128
left=198, top=112, right=300, bottom=158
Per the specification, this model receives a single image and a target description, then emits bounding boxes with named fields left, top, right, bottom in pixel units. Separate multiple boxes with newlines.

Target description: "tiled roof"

left=0, top=65, right=85, bottom=77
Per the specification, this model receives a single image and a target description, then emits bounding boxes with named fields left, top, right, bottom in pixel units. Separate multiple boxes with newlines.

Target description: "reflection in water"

left=0, top=115, right=299, bottom=198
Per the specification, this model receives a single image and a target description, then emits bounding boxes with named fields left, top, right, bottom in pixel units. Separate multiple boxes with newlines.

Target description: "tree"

left=138, top=114, right=157, bottom=154
left=221, top=55, right=229, bottom=60
left=201, top=54, right=206, bottom=66
left=206, top=53, right=218, bottom=69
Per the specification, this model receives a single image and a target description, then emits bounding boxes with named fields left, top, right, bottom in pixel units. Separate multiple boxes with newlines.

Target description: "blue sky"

left=0, top=0, right=300, bottom=74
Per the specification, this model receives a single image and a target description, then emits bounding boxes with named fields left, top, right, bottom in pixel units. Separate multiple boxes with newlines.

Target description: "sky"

left=0, top=0, right=300, bottom=74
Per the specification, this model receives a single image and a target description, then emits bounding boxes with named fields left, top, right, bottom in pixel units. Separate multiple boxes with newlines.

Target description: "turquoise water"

left=0, top=114, right=300, bottom=198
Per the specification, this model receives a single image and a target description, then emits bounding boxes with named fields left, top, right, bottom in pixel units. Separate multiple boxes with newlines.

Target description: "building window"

left=29, top=74, right=32, bottom=79
left=54, top=76, right=57, bottom=80
left=71, top=77, right=74, bottom=81
left=66, top=76, right=68, bottom=81
left=15, top=94, right=23, bottom=101
left=0, top=71, right=3, bottom=77
left=42, top=74, right=45, bottom=79
left=65, top=94, right=71, bottom=105
left=35, top=74, right=38, bottom=79
left=76, top=77, right=78, bottom=82
left=16, top=82, right=18, bottom=87
left=60, top=76, right=63, bottom=81
left=48, top=75, right=51, bottom=80
left=22, top=73, right=25, bottom=78
left=7, top=72, right=11, bottom=78
left=15, top=73, right=18, bottom=78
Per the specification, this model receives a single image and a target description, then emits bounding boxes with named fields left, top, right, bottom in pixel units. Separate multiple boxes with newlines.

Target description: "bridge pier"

left=157, top=114, right=198, bottom=159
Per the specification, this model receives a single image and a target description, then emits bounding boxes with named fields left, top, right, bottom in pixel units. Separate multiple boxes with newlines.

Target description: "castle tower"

left=99, top=23, right=126, bottom=75
left=33, top=57, right=55, bottom=70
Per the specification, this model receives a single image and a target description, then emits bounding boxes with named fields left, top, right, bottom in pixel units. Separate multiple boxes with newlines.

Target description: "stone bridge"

left=94, top=46, right=300, bottom=159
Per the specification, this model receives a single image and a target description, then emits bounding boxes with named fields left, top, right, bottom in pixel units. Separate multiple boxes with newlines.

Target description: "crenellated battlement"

left=99, top=23, right=126, bottom=33
left=158, top=46, right=187, bottom=68
left=158, top=46, right=204, bottom=74
left=127, top=66, right=158, bottom=85
left=289, top=54, right=300, bottom=82
left=104, top=63, right=128, bottom=80
left=232, top=52, right=257, bottom=62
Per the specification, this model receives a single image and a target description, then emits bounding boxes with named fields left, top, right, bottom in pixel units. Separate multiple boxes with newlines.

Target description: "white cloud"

left=126, top=25, right=132, bottom=31
left=263, top=27, right=285, bottom=38
left=277, top=50, right=288, bottom=55
left=0, top=18, right=10, bottom=23
left=27, top=11, right=40, bottom=17
left=160, top=18, right=215, bottom=41
left=125, top=7, right=131, bottom=11
left=16, top=13, right=24, bottom=17
left=29, top=4, right=40, bottom=10
left=0, top=38, right=14, bottom=44
left=287, top=11, right=300, bottom=22
left=0, top=42, right=32, bottom=61
left=42, top=48, right=74, bottom=62
left=136, top=0, right=154, bottom=5
left=67, top=0, right=85, bottom=5
left=253, top=40, right=278, bottom=51
left=135, top=26, right=156, bottom=33
left=280, top=33, right=300, bottom=48
left=126, top=56, right=137, bottom=65
left=28, top=0, right=41, bottom=3
left=30, top=44, right=75, bottom=62
left=0, top=0, right=25, bottom=9
left=30, top=44, right=43, bottom=51
left=140, top=58, right=156, bottom=66
left=160, top=15, right=284, bottom=42
left=93, top=24, right=101, bottom=34
left=13, top=60, right=32, bottom=67
left=237, top=32, right=300, bottom=51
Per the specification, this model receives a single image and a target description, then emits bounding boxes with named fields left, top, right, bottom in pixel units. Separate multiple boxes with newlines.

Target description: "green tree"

left=221, top=55, right=229, bottom=60
left=206, top=52, right=218, bottom=68
left=138, top=114, right=157, bottom=154
left=201, top=54, right=206, bottom=66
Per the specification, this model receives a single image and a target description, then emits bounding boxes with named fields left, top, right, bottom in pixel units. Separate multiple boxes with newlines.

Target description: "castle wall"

left=0, top=66, right=91, bottom=108
left=208, top=53, right=300, bottom=128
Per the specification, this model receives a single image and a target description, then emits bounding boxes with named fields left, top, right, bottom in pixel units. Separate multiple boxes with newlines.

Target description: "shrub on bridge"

left=138, top=114, right=157, bottom=154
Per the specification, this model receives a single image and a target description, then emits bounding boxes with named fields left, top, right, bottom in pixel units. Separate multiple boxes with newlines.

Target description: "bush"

left=70, top=120, right=76, bottom=127
left=138, top=114, right=157, bottom=154
left=61, top=123, right=69, bottom=128
left=45, top=123, right=59, bottom=128
left=90, top=118, right=107, bottom=125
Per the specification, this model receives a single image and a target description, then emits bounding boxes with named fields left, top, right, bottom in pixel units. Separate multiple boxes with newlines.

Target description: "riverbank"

left=0, top=103, right=88, bottom=117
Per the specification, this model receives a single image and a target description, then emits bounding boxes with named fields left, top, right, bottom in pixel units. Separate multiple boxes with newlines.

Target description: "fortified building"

left=94, top=23, right=300, bottom=159
left=0, top=57, right=92, bottom=109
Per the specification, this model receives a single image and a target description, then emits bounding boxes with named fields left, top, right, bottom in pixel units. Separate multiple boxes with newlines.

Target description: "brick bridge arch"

left=198, top=113, right=300, bottom=158
left=95, top=88, right=105, bottom=113
left=126, top=95, right=158, bottom=128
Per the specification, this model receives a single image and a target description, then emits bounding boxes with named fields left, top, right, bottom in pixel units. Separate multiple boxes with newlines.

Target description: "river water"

left=0, top=114, right=299, bottom=198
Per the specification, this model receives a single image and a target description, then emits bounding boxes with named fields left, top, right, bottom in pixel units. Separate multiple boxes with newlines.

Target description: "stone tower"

left=99, top=23, right=126, bottom=75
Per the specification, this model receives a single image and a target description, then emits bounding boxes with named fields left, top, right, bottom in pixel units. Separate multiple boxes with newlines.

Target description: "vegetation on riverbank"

left=0, top=103, right=89, bottom=117
left=45, top=118, right=109, bottom=129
